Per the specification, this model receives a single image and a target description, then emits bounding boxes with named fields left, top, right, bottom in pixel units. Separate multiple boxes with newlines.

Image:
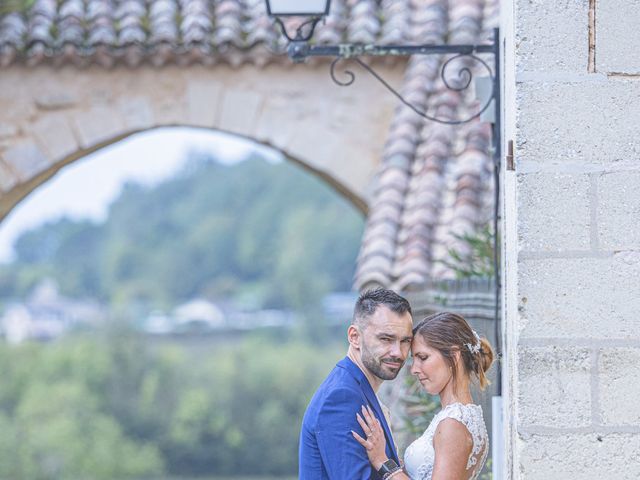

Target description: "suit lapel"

left=337, top=357, right=400, bottom=463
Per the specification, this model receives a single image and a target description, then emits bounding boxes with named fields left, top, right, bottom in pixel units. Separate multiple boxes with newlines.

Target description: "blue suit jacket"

left=299, top=357, right=400, bottom=479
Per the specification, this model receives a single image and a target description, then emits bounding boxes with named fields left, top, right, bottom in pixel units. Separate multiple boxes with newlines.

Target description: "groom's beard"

left=361, top=340, right=404, bottom=381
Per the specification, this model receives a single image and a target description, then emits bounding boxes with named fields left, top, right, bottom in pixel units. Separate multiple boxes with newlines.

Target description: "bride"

left=353, top=312, right=495, bottom=480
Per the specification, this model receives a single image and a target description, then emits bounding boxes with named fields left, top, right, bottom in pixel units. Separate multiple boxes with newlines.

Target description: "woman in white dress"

left=353, top=311, right=495, bottom=480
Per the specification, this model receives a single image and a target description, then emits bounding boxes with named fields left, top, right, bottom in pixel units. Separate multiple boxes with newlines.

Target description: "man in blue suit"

left=299, top=288, right=413, bottom=479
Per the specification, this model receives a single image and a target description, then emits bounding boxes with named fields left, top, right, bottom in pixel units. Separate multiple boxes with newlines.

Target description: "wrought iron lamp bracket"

left=273, top=17, right=323, bottom=43
left=274, top=20, right=500, bottom=129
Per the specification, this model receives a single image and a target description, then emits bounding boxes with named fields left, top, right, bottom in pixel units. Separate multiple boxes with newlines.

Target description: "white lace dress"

left=403, top=403, right=489, bottom=480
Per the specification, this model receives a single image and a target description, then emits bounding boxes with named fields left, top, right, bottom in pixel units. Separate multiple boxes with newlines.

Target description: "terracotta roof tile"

left=380, top=0, right=410, bottom=44
left=362, top=221, right=399, bottom=242
left=358, top=271, right=392, bottom=292
left=0, top=14, right=25, bottom=49
left=347, top=0, right=380, bottom=44
left=313, top=0, right=347, bottom=44
left=376, top=167, right=411, bottom=192
left=384, top=137, right=419, bottom=159
left=359, top=238, right=396, bottom=260
left=373, top=189, right=406, bottom=209
left=370, top=208, right=405, bottom=227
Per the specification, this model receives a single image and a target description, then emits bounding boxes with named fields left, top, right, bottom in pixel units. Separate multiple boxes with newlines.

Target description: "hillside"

left=0, top=152, right=365, bottom=312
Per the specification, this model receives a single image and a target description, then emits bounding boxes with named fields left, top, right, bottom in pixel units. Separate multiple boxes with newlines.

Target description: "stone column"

left=504, top=0, right=640, bottom=478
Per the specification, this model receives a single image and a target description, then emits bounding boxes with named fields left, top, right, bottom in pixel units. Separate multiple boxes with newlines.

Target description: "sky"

left=0, top=127, right=281, bottom=263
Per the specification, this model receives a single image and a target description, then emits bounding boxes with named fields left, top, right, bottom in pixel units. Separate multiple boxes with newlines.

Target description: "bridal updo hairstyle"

left=413, top=312, right=494, bottom=390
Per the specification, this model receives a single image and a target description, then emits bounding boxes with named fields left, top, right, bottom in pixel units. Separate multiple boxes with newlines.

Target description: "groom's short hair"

left=352, top=288, right=412, bottom=328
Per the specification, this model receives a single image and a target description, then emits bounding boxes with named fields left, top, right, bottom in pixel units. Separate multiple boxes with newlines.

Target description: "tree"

left=0, top=338, right=164, bottom=480
left=8, top=153, right=364, bottom=312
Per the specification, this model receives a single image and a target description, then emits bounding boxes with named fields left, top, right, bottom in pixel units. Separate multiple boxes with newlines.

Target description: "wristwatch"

left=377, top=459, right=400, bottom=478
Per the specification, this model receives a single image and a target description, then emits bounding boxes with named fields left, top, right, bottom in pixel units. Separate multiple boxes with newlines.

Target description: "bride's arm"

left=352, top=405, right=410, bottom=479
left=431, top=418, right=474, bottom=480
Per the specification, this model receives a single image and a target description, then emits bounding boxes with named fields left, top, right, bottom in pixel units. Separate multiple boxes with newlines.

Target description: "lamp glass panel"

left=266, top=0, right=329, bottom=15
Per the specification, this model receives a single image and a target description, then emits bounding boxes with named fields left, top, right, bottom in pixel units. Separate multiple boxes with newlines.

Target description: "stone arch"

left=0, top=126, right=367, bottom=223
left=0, top=64, right=405, bottom=221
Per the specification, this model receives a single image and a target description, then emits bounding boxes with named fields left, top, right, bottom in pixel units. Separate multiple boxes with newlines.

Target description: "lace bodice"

left=403, top=403, right=488, bottom=480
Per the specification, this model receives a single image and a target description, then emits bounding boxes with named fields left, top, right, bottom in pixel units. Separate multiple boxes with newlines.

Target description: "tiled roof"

left=354, top=0, right=498, bottom=291
left=0, top=0, right=499, bottom=293
left=0, top=0, right=461, bottom=67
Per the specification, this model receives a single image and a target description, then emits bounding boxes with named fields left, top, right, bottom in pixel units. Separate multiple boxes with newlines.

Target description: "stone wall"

left=504, top=0, right=640, bottom=477
left=0, top=63, right=404, bottom=218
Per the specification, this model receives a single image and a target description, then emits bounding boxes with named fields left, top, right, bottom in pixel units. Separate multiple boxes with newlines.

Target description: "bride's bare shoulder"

left=434, top=418, right=473, bottom=450
left=431, top=419, right=473, bottom=478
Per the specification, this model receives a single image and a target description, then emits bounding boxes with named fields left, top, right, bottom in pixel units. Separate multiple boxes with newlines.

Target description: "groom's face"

left=359, top=306, right=413, bottom=381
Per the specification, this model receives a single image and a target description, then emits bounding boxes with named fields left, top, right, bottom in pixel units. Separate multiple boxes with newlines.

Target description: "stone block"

left=599, top=348, right=640, bottom=426
left=518, top=346, right=591, bottom=428
left=281, top=119, right=372, bottom=203
left=152, top=96, right=187, bottom=127
left=518, top=172, right=591, bottom=251
left=516, top=79, right=640, bottom=166
left=254, top=95, right=297, bottom=151
left=186, top=80, right=223, bottom=128
left=518, top=255, right=640, bottom=338
left=519, top=433, right=640, bottom=479
left=596, top=0, right=640, bottom=74
left=0, top=123, right=18, bottom=138
left=35, top=92, right=78, bottom=110
left=117, top=96, right=154, bottom=131
left=287, top=122, right=341, bottom=170
left=515, top=0, right=589, bottom=73
left=72, top=107, right=126, bottom=149
left=31, top=113, right=79, bottom=161
left=0, top=160, right=18, bottom=192
left=598, top=171, right=640, bottom=250
left=325, top=142, right=373, bottom=201
left=2, top=140, right=51, bottom=180
left=218, top=88, right=263, bottom=137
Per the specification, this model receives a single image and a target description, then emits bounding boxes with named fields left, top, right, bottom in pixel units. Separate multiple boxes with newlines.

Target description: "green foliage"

left=0, top=333, right=165, bottom=479
left=164, top=336, right=342, bottom=476
left=0, top=332, right=343, bottom=478
left=14, top=381, right=163, bottom=480
left=479, top=458, right=493, bottom=479
left=2, top=153, right=364, bottom=311
left=400, top=370, right=440, bottom=437
left=440, top=224, right=496, bottom=279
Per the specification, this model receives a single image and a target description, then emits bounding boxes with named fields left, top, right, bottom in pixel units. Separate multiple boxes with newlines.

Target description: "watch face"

left=379, top=459, right=398, bottom=474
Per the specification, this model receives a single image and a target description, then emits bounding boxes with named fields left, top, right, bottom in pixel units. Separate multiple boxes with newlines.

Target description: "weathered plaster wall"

left=505, top=0, right=640, bottom=477
left=0, top=62, right=404, bottom=218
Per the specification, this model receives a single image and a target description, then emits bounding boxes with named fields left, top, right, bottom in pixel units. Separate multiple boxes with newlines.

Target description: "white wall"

left=505, top=0, right=640, bottom=478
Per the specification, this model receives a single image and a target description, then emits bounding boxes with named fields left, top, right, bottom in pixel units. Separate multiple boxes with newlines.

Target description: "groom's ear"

left=347, top=324, right=361, bottom=349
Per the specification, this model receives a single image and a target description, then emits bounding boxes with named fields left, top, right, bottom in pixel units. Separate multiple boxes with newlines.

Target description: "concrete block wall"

left=504, top=0, right=640, bottom=477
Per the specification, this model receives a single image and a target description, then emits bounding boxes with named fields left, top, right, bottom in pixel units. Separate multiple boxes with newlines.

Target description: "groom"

left=299, top=288, right=413, bottom=479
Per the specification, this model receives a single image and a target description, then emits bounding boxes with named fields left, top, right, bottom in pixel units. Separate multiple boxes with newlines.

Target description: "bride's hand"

left=352, top=405, right=388, bottom=470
